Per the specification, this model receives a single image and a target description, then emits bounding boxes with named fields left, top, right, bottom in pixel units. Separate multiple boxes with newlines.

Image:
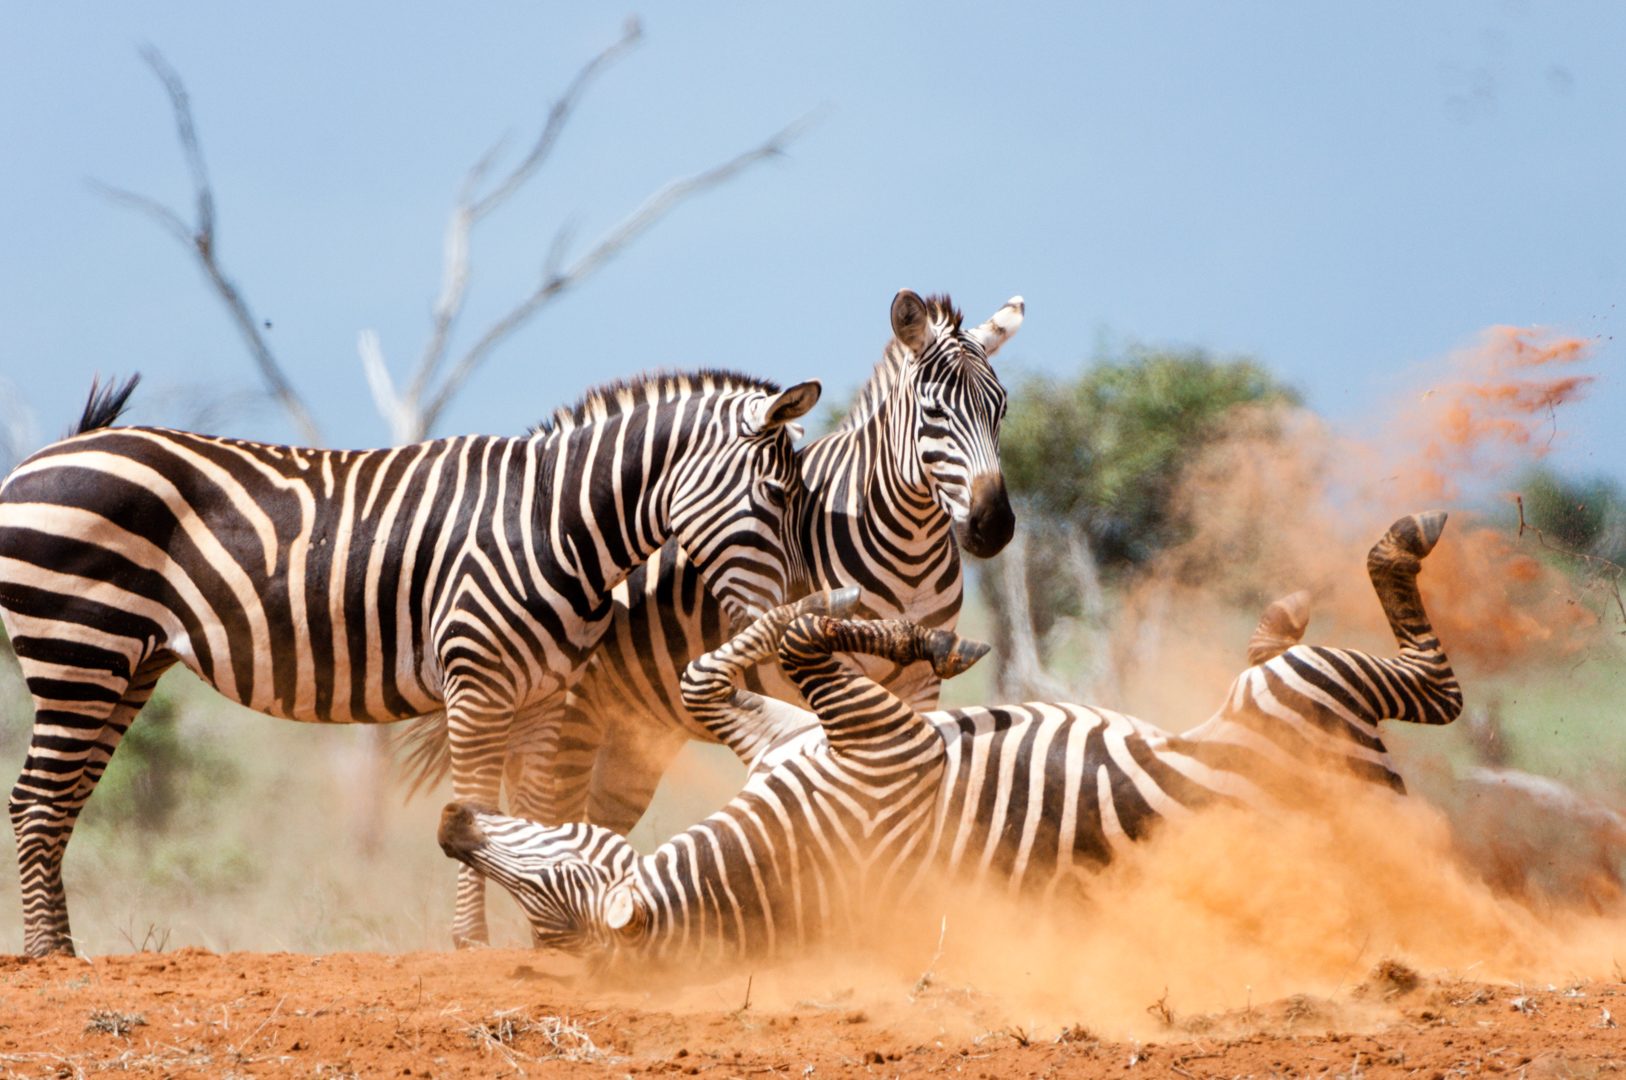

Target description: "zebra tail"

left=393, top=709, right=453, bottom=803
left=66, top=374, right=141, bottom=439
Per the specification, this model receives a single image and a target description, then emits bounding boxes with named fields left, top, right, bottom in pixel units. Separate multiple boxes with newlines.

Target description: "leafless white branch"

left=98, top=26, right=816, bottom=457
left=415, top=108, right=820, bottom=439
left=409, top=17, right=644, bottom=413
left=92, top=47, right=324, bottom=446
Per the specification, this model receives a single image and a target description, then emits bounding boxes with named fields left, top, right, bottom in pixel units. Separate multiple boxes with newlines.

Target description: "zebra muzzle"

left=438, top=802, right=491, bottom=860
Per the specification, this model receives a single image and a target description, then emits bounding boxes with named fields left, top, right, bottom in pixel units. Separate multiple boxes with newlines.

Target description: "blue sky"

left=2, top=2, right=1620, bottom=480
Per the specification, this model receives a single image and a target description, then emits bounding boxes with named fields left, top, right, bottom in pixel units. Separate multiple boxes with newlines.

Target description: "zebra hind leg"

left=9, top=651, right=174, bottom=957
left=1365, top=510, right=1462, bottom=726
left=1367, top=511, right=1447, bottom=653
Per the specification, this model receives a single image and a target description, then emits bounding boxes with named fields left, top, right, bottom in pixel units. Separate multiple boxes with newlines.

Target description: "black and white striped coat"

left=439, top=512, right=1463, bottom=966
left=0, top=369, right=819, bottom=957
left=492, top=290, right=1023, bottom=832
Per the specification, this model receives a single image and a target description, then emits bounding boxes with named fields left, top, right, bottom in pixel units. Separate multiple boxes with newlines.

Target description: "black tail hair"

left=66, top=374, right=141, bottom=440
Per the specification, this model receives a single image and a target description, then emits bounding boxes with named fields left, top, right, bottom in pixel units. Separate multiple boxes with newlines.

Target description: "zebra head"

left=438, top=803, right=637, bottom=955
left=664, top=376, right=822, bottom=623
left=889, top=290, right=1021, bottom=559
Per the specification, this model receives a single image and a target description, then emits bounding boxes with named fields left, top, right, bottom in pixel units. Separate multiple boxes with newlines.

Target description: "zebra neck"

left=801, top=420, right=954, bottom=558
left=531, top=429, right=674, bottom=618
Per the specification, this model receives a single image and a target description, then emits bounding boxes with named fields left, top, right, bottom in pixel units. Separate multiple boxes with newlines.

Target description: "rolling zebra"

left=439, top=512, right=1463, bottom=965
left=0, top=368, right=819, bottom=957
left=409, top=289, right=1022, bottom=833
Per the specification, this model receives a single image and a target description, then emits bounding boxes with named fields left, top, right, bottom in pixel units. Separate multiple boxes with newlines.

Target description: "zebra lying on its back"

left=439, top=512, right=1463, bottom=965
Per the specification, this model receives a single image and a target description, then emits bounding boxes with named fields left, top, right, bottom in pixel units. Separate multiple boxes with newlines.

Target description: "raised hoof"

left=921, top=630, right=992, bottom=679
left=1389, top=510, right=1448, bottom=559
left=1247, top=590, right=1311, bottom=665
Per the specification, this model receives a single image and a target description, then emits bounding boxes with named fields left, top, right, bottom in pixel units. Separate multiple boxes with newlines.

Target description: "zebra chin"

left=953, top=472, right=1016, bottom=559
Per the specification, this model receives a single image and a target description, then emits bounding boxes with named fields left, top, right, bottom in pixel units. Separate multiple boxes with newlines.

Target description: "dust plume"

left=859, top=776, right=1626, bottom=1040
left=678, top=325, right=1621, bottom=1041
left=891, top=323, right=1621, bottom=1038
left=1107, top=325, right=1603, bottom=725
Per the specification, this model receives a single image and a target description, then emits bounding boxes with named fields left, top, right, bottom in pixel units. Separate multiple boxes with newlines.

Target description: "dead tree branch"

left=91, top=46, right=324, bottom=446
left=411, top=108, right=820, bottom=440
left=402, top=17, right=645, bottom=431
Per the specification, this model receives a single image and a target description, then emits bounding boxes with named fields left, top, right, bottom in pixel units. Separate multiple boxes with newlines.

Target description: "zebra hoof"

left=922, top=630, right=992, bottom=679
left=809, top=586, right=861, bottom=618
left=1413, top=510, right=1448, bottom=555
left=1386, top=510, right=1448, bottom=560
left=1247, top=590, right=1311, bottom=666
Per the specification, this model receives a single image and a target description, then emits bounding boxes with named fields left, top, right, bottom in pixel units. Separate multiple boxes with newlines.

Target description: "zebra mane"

left=837, top=295, right=963, bottom=433
left=68, top=374, right=141, bottom=440
left=530, top=369, right=783, bottom=437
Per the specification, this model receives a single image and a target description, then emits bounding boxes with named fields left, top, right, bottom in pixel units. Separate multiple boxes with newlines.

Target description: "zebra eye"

left=761, top=481, right=789, bottom=510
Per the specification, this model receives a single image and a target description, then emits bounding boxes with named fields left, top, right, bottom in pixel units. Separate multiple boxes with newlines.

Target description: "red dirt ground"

left=0, top=947, right=1619, bottom=1080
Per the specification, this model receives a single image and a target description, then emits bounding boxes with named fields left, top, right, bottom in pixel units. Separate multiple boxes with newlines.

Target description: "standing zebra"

left=427, top=289, right=1022, bottom=833
left=0, top=368, right=819, bottom=957
left=439, top=512, right=1463, bottom=965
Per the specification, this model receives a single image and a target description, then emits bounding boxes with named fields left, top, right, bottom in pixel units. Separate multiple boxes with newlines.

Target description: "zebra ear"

left=891, top=289, right=936, bottom=354
left=966, top=296, right=1024, bottom=358
left=751, top=379, right=821, bottom=433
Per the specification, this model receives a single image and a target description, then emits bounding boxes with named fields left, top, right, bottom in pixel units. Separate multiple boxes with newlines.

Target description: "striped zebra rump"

left=1, top=369, right=820, bottom=957
left=439, top=511, right=1462, bottom=968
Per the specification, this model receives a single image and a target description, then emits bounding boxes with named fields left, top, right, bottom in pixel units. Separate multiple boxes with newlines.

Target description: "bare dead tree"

left=94, top=24, right=816, bottom=856
left=98, top=22, right=816, bottom=449
left=91, top=46, right=322, bottom=446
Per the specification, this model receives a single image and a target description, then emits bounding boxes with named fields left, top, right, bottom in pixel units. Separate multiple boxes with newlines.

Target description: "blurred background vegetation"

left=0, top=340, right=1622, bottom=955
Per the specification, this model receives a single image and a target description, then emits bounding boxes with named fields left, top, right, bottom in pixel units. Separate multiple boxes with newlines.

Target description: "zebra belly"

left=923, top=704, right=1238, bottom=896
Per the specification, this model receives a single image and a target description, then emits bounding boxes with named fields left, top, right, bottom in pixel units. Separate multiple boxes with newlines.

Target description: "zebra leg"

left=778, top=617, right=989, bottom=752
left=529, top=689, right=599, bottom=825
left=586, top=716, right=690, bottom=836
left=678, top=588, right=860, bottom=761
left=9, top=651, right=174, bottom=957
left=1362, top=510, right=1463, bottom=726
left=444, top=693, right=516, bottom=949
left=1247, top=590, right=1311, bottom=665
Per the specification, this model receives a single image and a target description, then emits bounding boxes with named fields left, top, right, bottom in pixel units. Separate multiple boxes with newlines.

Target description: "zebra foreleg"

left=520, top=690, right=597, bottom=825
left=9, top=651, right=173, bottom=957
left=585, top=719, right=690, bottom=836
left=444, top=694, right=517, bottom=949
left=678, top=588, right=860, bottom=762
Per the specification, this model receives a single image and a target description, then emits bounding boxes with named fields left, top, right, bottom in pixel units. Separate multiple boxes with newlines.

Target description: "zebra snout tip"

left=960, top=474, right=1015, bottom=559
left=438, top=802, right=489, bottom=859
